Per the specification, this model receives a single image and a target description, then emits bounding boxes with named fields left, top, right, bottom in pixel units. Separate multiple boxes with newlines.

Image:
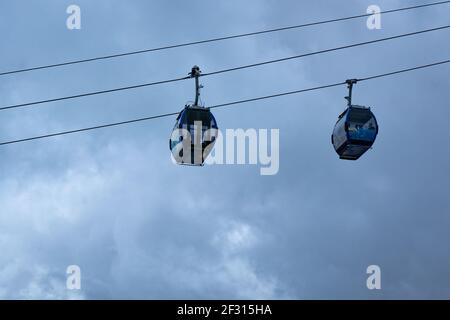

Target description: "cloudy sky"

left=0, top=0, right=449, bottom=299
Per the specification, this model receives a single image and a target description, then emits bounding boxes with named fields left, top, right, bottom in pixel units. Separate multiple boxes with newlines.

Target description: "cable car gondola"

left=169, top=66, right=219, bottom=166
left=331, top=79, right=379, bottom=160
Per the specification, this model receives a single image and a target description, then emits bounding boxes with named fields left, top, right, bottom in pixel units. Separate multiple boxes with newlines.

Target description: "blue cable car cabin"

left=169, top=106, right=219, bottom=166
left=331, top=105, right=378, bottom=160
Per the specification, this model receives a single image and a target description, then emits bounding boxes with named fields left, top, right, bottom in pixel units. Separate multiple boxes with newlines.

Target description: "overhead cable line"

left=1, top=25, right=449, bottom=112
left=0, top=75, right=190, bottom=112
left=1, top=58, right=449, bottom=147
left=0, top=0, right=449, bottom=77
left=209, top=59, right=450, bottom=110
left=201, top=25, right=450, bottom=77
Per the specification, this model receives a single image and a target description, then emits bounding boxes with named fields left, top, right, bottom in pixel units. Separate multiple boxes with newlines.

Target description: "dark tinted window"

left=187, top=109, right=211, bottom=125
left=348, top=108, right=373, bottom=124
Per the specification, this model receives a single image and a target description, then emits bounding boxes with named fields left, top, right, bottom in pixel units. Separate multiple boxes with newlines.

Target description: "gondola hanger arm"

left=189, top=65, right=203, bottom=107
left=345, top=79, right=358, bottom=106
